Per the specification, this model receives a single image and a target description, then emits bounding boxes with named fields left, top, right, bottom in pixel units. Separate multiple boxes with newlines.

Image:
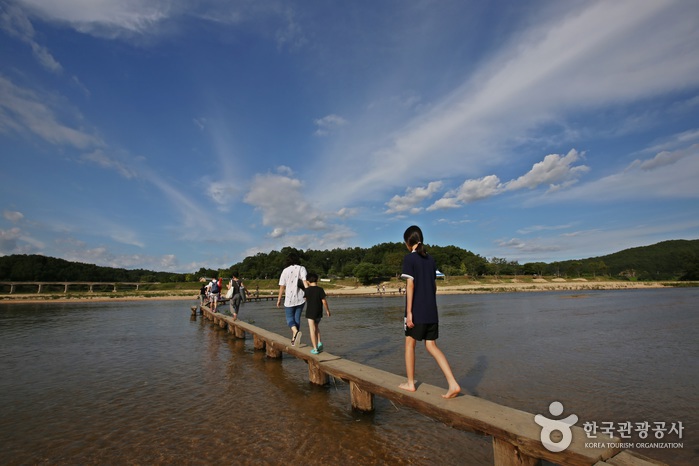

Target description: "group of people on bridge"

left=199, top=275, right=248, bottom=320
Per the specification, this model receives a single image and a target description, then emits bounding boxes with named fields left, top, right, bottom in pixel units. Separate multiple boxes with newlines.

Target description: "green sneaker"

left=317, top=342, right=323, bottom=352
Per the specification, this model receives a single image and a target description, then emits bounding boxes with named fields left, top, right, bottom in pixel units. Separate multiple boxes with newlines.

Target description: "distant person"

left=199, top=283, right=208, bottom=310
left=399, top=225, right=461, bottom=399
left=277, top=252, right=307, bottom=346
left=304, top=272, right=331, bottom=354
left=239, top=280, right=247, bottom=303
left=228, top=275, right=243, bottom=320
left=208, top=277, right=220, bottom=313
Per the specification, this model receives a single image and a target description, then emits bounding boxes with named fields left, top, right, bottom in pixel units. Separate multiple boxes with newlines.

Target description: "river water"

left=0, top=288, right=696, bottom=465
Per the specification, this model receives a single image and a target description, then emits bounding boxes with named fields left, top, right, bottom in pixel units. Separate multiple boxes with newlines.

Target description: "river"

left=0, top=287, right=696, bottom=465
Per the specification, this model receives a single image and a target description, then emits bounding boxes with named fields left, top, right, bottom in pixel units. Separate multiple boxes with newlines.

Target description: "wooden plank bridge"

left=0, top=281, right=149, bottom=294
left=193, top=304, right=665, bottom=466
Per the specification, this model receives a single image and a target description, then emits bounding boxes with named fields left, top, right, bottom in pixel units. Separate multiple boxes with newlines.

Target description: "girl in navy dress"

left=399, top=225, right=461, bottom=399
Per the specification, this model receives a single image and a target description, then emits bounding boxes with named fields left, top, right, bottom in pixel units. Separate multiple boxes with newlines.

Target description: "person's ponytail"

left=403, top=225, right=427, bottom=257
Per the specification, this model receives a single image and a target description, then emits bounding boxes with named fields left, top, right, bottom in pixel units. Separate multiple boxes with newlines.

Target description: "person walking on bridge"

left=277, top=252, right=307, bottom=347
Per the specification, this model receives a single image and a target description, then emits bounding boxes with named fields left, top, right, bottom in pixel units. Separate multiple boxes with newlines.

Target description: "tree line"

left=1, top=239, right=697, bottom=284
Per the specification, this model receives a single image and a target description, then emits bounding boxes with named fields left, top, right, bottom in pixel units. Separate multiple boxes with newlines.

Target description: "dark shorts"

left=405, top=321, right=439, bottom=341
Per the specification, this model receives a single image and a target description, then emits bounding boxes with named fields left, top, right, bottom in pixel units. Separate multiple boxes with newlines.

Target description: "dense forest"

left=1, top=239, right=697, bottom=284
left=0, top=255, right=187, bottom=283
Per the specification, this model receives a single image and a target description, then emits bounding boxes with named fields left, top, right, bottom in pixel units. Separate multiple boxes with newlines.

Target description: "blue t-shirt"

left=401, top=251, right=438, bottom=324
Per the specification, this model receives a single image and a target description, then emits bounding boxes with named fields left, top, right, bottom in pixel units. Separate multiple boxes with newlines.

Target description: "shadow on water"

left=459, top=354, right=488, bottom=397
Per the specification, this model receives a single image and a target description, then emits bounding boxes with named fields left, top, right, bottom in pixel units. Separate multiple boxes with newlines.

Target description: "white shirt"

left=278, top=264, right=307, bottom=307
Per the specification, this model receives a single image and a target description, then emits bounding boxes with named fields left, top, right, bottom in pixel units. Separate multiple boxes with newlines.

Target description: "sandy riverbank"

left=0, top=279, right=690, bottom=304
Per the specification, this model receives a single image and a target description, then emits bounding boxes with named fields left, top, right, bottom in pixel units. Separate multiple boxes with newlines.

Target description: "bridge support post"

left=492, top=437, right=540, bottom=466
left=350, top=381, right=374, bottom=412
left=253, top=334, right=266, bottom=350
left=265, top=342, right=282, bottom=359
left=37, top=284, right=42, bottom=293
left=308, top=360, right=328, bottom=386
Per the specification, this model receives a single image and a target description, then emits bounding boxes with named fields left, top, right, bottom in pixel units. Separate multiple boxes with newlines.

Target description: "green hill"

left=555, top=239, right=699, bottom=280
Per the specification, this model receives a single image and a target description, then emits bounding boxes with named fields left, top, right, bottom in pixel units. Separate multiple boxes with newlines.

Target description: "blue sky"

left=1, top=0, right=698, bottom=273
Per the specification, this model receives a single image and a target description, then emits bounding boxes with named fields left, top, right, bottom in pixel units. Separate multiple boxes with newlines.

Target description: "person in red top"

left=399, top=225, right=461, bottom=399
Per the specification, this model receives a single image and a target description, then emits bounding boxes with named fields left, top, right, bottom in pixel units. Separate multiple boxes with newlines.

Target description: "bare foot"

left=442, top=384, right=461, bottom=399
left=399, top=381, right=416, bottom=392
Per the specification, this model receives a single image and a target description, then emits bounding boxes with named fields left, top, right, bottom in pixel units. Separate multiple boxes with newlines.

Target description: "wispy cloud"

left=80, top=149, right=139, bottom=179
left=3, top=210, right=24, bottom=223
left=0, top=76, right=101, bottom=148
left=314, top=114, right=348, bottom=136
left=543, top=143, right=699, bottom=203
left=0, top=2, right=62, bottom=73
left=315, top=0, right=699, bottom=205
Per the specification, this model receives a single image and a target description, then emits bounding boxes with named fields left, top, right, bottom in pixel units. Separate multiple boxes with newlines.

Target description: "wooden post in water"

left=492, top=438, right=539, bottom=466
left=308, top=360, right=328, bottom=385
left=265, top=341, right=282, bottom=359
left=253, top=334, right=266, bottom=350
left=350, top=381, right=374, bottom=412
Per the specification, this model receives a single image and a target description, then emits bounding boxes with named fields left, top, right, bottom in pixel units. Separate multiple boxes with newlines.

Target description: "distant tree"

left=353, top=262, right=381, bottom=285
left=679, top=256, right=699, bottom=280
left=383, top=252, right=404, bottom=277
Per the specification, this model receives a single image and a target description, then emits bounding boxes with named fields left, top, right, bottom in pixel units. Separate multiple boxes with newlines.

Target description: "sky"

left=1, top=0, right=698, bottom=274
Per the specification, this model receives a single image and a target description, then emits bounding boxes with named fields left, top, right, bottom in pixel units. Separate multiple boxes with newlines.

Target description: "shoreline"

left=0, top=280, right=692, bottom=304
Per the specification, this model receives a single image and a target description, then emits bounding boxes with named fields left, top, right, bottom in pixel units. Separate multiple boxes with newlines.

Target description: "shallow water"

left=0, top=288, right=696, bottom=465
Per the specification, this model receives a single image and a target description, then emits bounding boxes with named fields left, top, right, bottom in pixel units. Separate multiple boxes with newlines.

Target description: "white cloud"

left=0, top=2, right=62, bottom=73
left=428, top=175, right=502, bottom=211
left=81, top=149, right=138, bottom=179
left=3, top=210, right=24, bottom=223
left=17, top=0, right=169, bottom=38
left=504, top=149, right=589, bottom=192
left=336, top=207, right=358, bottom=219
left=0, top=76, right=102, bottom=149
left=0, top=226, right=43, bottom=254
left=636, top=144, right=696, bottom=171
left=385, top=181, right=443, bottom=214
left=244, top=173, right=327, bottom=235
left=206, top=181, right=236, bottom=208
left=314, top=114, right=348, bottom=136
